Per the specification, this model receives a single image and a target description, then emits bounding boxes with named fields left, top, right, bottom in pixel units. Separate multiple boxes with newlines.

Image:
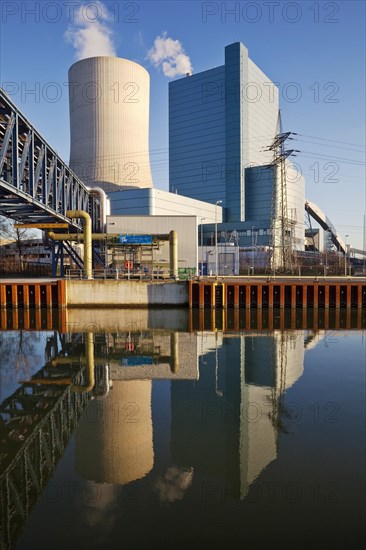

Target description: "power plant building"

left=169, top=42, right=305, bottom=250
left=66, top=45, right=306, bottom=275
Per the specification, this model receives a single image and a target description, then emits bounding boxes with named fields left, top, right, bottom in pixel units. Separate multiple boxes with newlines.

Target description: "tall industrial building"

left=68, top=56, right=153, bottom=193
left=169, top=42, right=305, bottom=250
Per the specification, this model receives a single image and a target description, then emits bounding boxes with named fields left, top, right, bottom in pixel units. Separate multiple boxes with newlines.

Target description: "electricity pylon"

left=268, top=111, right=296, bottom=273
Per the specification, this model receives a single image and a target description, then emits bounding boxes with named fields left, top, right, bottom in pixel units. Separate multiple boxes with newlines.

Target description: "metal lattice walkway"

left=0, top=89, right=100, bottom=232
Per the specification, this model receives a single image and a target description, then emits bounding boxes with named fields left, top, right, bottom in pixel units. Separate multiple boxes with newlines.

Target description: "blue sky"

left=1, top=0, right=365, bottom=248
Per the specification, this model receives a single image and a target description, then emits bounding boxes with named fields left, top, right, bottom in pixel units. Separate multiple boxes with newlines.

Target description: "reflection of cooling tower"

left=75, top=380, right=153, bottom=484
left=68, top=57, right=153, bottom=193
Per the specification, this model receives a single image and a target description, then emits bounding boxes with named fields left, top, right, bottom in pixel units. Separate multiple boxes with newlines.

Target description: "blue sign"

left=121, top=356, right=154, bottom=366
left=119, top=234, right=153, bottom=245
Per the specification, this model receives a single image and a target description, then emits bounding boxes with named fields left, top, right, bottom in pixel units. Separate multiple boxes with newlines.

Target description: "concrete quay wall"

left=65, top=280, right=188, bottom=307
left=1, top=278, right=366, bottom=310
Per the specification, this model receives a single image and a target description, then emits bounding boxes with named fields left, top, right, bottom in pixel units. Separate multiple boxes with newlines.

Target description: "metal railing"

left=65, top=268, right=180, bottom=281
left=66, top=268, right=152, bottom=280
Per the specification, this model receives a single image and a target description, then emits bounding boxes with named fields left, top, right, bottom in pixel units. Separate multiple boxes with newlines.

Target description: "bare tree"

left=0, top=216, right=35, bottom=272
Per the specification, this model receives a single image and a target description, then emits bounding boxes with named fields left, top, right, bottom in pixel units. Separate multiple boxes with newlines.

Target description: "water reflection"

left=153, top=466, right=194, bottom=503
left=170, top=331, right=304, bottom=501
left=0, top=308, right=364, bottom=549
left=76, top=380, right=154, bottom=485
left=74, top=328, right=199, bottom=502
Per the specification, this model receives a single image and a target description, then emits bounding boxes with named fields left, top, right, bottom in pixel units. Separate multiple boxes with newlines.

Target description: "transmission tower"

left=267, top=111, right=297, bottom=273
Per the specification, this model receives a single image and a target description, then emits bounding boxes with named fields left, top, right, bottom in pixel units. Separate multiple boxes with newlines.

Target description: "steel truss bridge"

left=0, top=89, right=102, bottom=273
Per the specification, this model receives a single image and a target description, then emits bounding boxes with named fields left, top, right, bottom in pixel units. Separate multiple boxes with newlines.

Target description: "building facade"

left=107, top=214, right=199, bottom=274
left=108, top=187, right=222, bottom=223
left=169, top=42, right=305, bottom=251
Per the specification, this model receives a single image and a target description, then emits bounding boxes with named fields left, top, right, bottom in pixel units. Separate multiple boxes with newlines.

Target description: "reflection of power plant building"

left=107, top=331, right=199, bottom=381
left=170, top=332, right=304, bottom=499
left=169, top=42, right=305, bottom=250
left=241, top=332, right=304, bottom=497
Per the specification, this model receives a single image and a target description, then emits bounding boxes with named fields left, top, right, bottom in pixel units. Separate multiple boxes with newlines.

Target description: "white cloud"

left=65, top=1, right=116, bottom=60
left=147, top=33, right=192, bottom=77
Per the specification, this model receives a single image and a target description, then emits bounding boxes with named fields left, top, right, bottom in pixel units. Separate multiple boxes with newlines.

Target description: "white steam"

left=65, top=1, right=116, bottom=60
left=147, top=33, right=192, bottom=77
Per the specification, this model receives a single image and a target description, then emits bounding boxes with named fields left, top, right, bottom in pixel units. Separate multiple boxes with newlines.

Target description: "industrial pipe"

left=86, top=186, right=110, bottom=232
left=47, top=210, right=93, bottom=279
left=94, top=365, right=111, bottom=400
left=72, top=332, right=95, bottom=393
left=47, top=232, right=107, bottom=241
left=24, top=332, right=95, bottom=392
left=48, top=225, right=178, bottom=281
left=66, top=210, right=92, bottom=279
left=169, top=230, right=178, bottom=279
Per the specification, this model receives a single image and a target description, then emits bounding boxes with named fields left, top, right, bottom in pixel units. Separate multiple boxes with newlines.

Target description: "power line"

left=293, top=138, right=365, bottom=154
left=298, top=151, right=365, bottom=165
left=297, top=134, right=365, bottom=149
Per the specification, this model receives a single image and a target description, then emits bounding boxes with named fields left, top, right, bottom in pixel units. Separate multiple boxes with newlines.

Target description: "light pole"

left=200, top=217, right=206, bottom=275
left=215, top=200, right=222, bottom=276
left=344, top=234, right=349, bottom=276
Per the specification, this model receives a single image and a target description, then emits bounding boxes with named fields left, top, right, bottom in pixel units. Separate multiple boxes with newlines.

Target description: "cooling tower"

left=75, top=380, right=154, bottom=484
left=68, top=56, right=153, bottom=193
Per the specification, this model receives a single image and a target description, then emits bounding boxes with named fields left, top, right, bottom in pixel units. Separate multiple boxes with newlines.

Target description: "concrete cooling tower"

left=68, top=56, right=153, bottom=193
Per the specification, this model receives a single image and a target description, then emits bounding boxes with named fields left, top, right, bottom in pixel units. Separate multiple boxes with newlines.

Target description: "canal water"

left=0, top=309, right=365, bottom=549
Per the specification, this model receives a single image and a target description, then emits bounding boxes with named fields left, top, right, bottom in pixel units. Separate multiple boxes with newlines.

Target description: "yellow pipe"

left=48, top=224, right=178, bottom=281
left=47, top=233, right=107, bottom=241
left=50, top=357, right=87, bottom=365
left=72, top=332, right=95, bottom=393
left=20, top=333, right=95, bottom=393
left=169, top=229, right=178, bottom=279
left=67, top=210, right=92, bottom=280
left=19, top=378, right=73, bottom=386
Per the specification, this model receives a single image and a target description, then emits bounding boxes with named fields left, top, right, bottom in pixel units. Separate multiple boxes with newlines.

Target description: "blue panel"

left=245, top=164, right=274, bottom=222
left=169, top=67, right=226, bottom=206
left=119, top=235, right=153, bottom=244
left=225, top=42, right=248, bottom=223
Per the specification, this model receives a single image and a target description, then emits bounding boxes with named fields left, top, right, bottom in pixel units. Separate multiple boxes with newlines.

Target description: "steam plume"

left=65, top=1, right=116, bottom=60
left=147, top=33, right=192, bottom=77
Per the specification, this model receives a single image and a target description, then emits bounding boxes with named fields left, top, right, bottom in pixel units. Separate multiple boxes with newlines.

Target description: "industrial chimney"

left=68, top=56, right=154, bottom=193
